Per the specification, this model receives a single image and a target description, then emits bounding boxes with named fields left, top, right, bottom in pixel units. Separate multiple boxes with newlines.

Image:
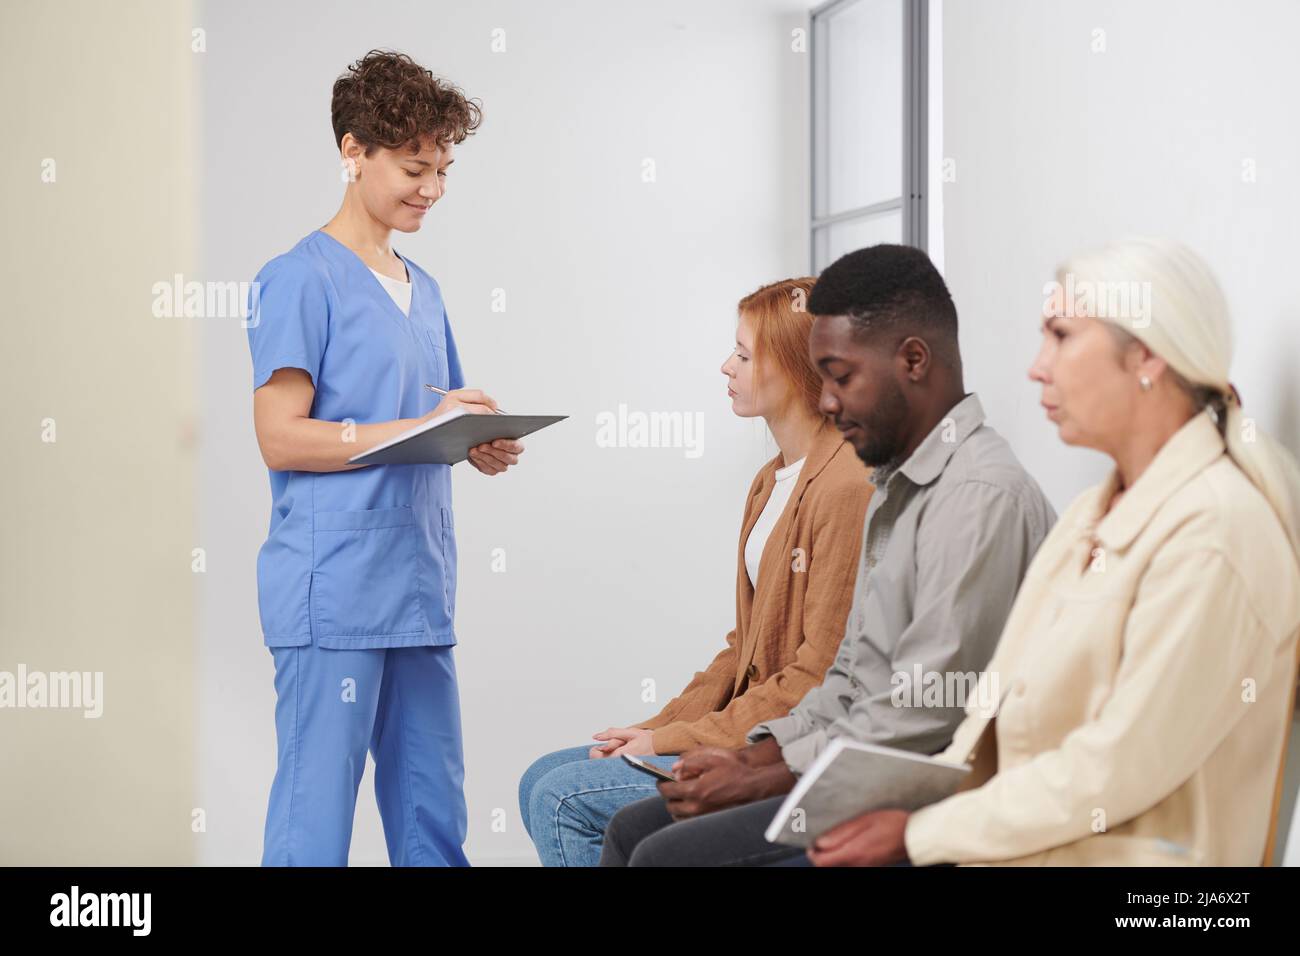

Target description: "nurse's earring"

left=1139, top=374, right=1152, bottom=392
left=343, top=158, right=360, bottom=183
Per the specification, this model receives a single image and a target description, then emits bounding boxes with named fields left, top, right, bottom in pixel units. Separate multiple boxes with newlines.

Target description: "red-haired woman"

left=518, top=278, right=875, bottom=865
left=246, top=50, right=522, bottom=866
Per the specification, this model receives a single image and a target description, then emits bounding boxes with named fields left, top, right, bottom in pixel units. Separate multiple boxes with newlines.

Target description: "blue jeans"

left=518, top=744, right=680, bottom=866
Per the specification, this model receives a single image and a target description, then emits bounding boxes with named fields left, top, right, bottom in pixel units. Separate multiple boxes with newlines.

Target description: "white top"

left=744, top=455, right=805, bottom=588
left=369, top=266, right=412, bottom=317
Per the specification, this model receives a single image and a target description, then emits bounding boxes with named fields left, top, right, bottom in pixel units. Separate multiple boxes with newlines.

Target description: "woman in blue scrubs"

left=246, top=50, right=522, bottom=866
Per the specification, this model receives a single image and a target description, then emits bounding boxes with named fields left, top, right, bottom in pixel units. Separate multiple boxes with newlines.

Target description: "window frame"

left=809, top=0, right=929, bottom=270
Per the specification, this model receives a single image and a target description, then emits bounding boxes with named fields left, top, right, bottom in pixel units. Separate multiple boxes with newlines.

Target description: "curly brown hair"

left=331, top=49, right=482, bottom=155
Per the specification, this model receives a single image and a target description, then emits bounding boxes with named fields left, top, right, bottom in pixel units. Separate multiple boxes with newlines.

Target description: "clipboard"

left=347, top=408, right=567, bottom=466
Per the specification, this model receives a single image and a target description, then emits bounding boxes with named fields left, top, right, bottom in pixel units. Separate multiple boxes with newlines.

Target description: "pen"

left=424, top=383, right=507, bottom=414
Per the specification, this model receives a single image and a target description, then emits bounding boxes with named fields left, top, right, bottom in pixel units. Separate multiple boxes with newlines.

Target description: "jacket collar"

left=884, top=392, right=987, bottom=488
left=1082, top=410, right=1226, bottom=551
left=737, top=422, right=844, bottom=607
left=745, top=421, right=858, bottom=544
left=739, top=420, right=863, bottom=616
left=754, top=419, right=855, bottom=503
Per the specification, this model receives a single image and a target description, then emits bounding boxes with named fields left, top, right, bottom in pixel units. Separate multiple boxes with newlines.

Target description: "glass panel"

left=813, top=208, right=903, bottom=272
left=815, top=0, right=904, bottom=218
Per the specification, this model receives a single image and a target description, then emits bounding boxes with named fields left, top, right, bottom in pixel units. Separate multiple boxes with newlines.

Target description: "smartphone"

left=621, top=753, right=676, bottom=782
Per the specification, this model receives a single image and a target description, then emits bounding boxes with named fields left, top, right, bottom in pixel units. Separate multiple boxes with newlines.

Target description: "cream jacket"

left=905, top=411, right=1300, bottom=866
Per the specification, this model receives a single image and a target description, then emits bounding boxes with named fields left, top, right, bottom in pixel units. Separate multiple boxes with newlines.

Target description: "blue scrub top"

left=245, top=228, right=465, bottom=649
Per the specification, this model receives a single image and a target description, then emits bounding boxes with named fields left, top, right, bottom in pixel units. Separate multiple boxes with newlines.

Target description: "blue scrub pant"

left=261, top=642, right=470, bottom=866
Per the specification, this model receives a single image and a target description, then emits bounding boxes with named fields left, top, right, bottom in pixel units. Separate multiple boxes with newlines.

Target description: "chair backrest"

left=1262, top=644, right=1300, bottom=866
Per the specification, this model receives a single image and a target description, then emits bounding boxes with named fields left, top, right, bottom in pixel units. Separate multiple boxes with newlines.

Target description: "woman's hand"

left=422, top=387, right=499, bottom=421
left=590, top=726, right=654, bottom=758
left=806, top=809, right=911, bottom=867
left=420, top=389, right=525, bottom=475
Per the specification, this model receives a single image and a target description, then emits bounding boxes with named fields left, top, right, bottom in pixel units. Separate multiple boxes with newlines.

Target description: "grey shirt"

left=747, top=392, right=1056, bottom=775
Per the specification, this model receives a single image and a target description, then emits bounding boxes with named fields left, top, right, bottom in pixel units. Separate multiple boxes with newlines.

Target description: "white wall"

left=941, top=0, right=1300, bottom=862
left=942, top=0, right=1300, bottom=508
left=195, top=0, right=815, bottom=864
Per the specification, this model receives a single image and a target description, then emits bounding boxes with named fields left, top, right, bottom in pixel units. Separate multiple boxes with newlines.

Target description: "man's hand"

left=468, top=438, right=523, bottom=475
left=739, top=736, right=784, bottom=768
left=590, top=727, right=654, bottom=758
left=655, top=747, right=777, bottom=820
left=806, top=809, right=911, bottom=867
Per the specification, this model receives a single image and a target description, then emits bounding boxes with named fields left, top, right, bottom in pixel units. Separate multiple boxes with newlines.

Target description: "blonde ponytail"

left=1058, top=236, right=1300, bottom=565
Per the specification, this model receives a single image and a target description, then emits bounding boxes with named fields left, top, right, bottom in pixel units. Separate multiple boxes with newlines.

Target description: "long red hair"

left=737, top=277, right=827, bottom=423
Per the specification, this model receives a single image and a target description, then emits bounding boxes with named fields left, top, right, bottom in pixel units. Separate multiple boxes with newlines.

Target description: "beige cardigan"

left=905, top=412, right=1300, bottom=866
left=632, top=423, right=873, bottom=754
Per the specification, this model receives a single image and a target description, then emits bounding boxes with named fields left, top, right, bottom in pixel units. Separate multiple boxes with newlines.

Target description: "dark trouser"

left=599, top=794, right=806, bottom=867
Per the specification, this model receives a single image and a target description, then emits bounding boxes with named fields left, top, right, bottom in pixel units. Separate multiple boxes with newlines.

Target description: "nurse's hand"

left=425, top=387, right=500, bottom=419
left=468, top=438, right=524, bottom=475
left=422, top=389, right=525, bottom=475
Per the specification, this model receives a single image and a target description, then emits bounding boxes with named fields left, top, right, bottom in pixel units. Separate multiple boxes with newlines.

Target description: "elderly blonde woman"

left=807, top=237, right=1300, bottom=867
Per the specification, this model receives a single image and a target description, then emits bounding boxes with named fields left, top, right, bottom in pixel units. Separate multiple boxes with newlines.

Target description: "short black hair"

left=808, top=244, right=959, bottom=359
